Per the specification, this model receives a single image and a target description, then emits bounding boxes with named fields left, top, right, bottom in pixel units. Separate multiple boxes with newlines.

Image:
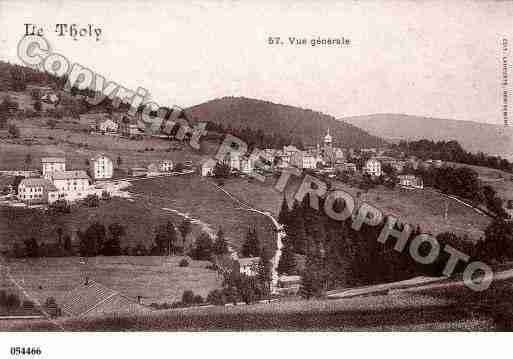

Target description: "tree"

left=10, top=67, right=26, bottom=91
left=277, top=195, right=290, bottom=226
left=24, top=153, right=32, bottom=169
left=181, top=290, right=195, bottom=305
left=8, top=123, right=20, bottom=138
left=83, top=194, right=100, bottom=207
left=56, top=227, right=64, bottom=248
left=178, top=218, right=192, bottom=253
left=24, top=237, right=39, bottom=258
left=213, top=161, right=231, bottom=178
left=48, top=199, right=71, bottom=215
left=80, top=222, right=106, bottom=256
left=257, top=247, right=273, bottom=296
left=46, top=118, right=57, bottom=128
left=190, top=232, right=214, bottom=260
left=241, top=227, right=260, bottom=257
left=63, top=235, right=72, bottom=253
left=103, top=223, right=125, bottom=255
left=206, top=289, right=226, bottom=305
left=34, top=99, right=42, bottom=112
left=277, top=238, right=297, bottom=275
left=213, top=228, right=229, bottom=255
left=11, top=176, right=24, bottom=194
left=154, top=220, right=178, bottom=255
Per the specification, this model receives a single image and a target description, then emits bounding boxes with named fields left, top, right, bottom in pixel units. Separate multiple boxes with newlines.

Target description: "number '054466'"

left=10, top=347, right=42, bottom=356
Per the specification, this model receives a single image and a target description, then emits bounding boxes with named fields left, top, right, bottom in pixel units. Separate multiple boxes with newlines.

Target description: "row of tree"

left=396, top=139, right=513, bottom=173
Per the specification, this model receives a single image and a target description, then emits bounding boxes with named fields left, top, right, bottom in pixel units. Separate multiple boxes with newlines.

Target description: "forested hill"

left=186, top=97, right=387, bottom=149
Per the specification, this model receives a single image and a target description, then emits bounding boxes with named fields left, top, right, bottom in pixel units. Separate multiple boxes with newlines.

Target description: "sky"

left=0, top=0, right=512, bottom=125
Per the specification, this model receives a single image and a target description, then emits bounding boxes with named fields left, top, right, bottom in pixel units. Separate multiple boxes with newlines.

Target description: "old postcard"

left=0, top=0, right=513, bottom=356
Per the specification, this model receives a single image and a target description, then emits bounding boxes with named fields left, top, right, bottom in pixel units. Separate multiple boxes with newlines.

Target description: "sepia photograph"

left=0, top=0, right=512, bottom=356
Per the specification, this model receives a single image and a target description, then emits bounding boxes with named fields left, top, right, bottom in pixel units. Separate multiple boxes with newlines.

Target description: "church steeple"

left=324, top=128, right=332, bottom=145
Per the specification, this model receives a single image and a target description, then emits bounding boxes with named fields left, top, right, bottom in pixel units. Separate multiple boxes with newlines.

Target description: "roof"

left=90, top=153, right=112, bottom=162
left=41, top=157, right=65, bottom=163
left=201, top=158, right=217, bottom=168
left=19, top=178, right=57, bottom=191
left=59, top=280, right=147, bottom=317
left=52, top=170, right=90, bottom=180
left=238, top=257, right=260, bottom=266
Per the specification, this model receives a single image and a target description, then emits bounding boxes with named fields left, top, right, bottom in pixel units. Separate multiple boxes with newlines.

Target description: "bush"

left=193, top=295, right=204, bottom=304
left=181, top=290, right=195, bottom=305
left=101, top=191, right=111, bottom=200
left=206, top=289, right=226, bottom=305
left=8, top=123, right=20, bottom=138
left=6, top=293, right=20, bottom=308
left=0, top=290, right=7, bottom=306
left=179, top=258, right=189, bottom=267
left=83, top=194, right=100, bottom=208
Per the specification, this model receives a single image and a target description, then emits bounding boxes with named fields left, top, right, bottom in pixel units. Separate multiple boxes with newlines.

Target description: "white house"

left=90, top=154, right=113, bottom=180
left=159, top=160, right=174, bottom=172
left=223, top=152, right=240, bottom=171
left=363, top=158, right=382, bottom=177
left=18, top=178, right=59, bottom=204
left=240, top=156, right=253, bottom=174
left=97, top=119, right=118, bottom=133
left=201, top=158, right=217, bottom=177
left=52, top=170, right=91, bottom=201
left=238, top=257, right=260, bottom=276
left=41, top=157, right=66, bottom=180
left=398, top=175, right=424, bottom=189
left=291, top=151, right=318, bottom=170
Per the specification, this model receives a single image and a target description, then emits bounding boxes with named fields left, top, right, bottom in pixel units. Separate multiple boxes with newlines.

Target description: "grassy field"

left=219, top=174, right=491, bottom=241
left=0, top=121, right=207, bottom=171
left=129, top=175, right=277, bottom=253
left=1, top=256, right=222, bottom=306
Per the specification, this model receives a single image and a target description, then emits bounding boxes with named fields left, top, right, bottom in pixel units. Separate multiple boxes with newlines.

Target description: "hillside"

left=342, top=114, right=513, bottom=158
left=186, top=97, right=387, bottom=149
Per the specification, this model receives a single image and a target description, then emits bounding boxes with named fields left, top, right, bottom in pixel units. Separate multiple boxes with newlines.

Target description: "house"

left=283, top=145, right=300, bottom=157
left=159, top=160, right=174, bottom=172
left=336, top=162, right=357, bottom=173
left=200, top=158, right=216, bottom=177
left=41, top=157, right=66, bottom=180
left=240, top=156, right=253, bottom=174
left=363, top=158, right=382, bottom=177
left=129, top=167, right=148, bottom=177
left=17, top=178, right=59, bottom=204
left=398, top=174, right=424, bottom=189
left=90, top=154, right=113, bottom=180
left=290, top=151, right=318, bottom=170
left=237, top=257, right=260, bottom=276
left=223, top=152, right=240, bottom=171
left=147, top=163, right=160, bottom=176
left=275, top=154, right=291, bottom=169
left=96, top=118, right=118, bottom=133
left=60, top=280, right=149, bottom=317
left=52, top=170, right=90, bottom=201
left=119, top=116, right=143, bottom=138
left=41, top=92, right=59, bottom=105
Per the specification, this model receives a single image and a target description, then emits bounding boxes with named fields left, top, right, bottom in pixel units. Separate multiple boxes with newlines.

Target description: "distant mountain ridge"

left=342, top=114, right=513, bottom=158
left=186, top=97, right=387, bottom=149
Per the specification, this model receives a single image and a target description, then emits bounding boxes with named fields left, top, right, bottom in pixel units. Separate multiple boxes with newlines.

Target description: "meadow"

left=1, top=256, right=222, bottom=307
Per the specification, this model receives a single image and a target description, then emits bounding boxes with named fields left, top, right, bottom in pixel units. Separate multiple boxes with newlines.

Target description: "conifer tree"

left=241, top=227, right=260, bottom=257
left=277, top=238, right=297, bottom=275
